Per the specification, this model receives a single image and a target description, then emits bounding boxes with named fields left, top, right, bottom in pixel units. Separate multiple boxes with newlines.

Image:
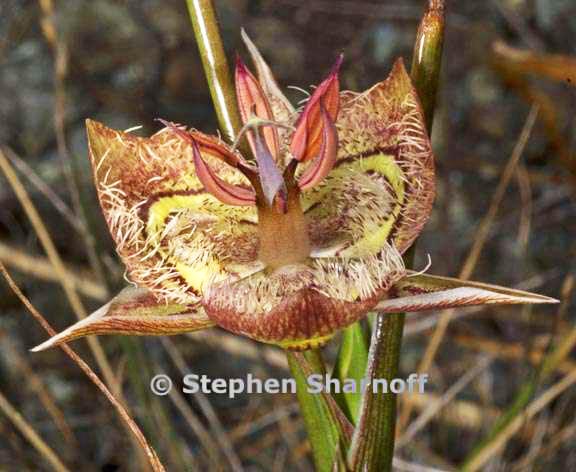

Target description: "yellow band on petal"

left=277, top=334, right=335, bottom=350
left=303, top=152, right=406, bottom=258
left=145, top=193, right=256, bottom=294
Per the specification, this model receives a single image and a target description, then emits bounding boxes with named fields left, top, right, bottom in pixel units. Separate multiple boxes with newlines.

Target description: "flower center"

left=256, top=185, right=311, bottom=270
left=234, top=119, right=311, bottom=270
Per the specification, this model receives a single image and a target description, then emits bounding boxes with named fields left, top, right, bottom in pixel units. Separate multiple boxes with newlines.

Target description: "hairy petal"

left=304, top=59, right=435, bottom=258
left=86, top=120, right=260, bottom=303
left=204, top=250, right=405, bottom=349
left=290, top=55, right=342, bottom=162
left=32, top=287, right=214, bottom=351
left=375, top=272, right=559, bottom=313
left=235, top=56, right=280, bottom=159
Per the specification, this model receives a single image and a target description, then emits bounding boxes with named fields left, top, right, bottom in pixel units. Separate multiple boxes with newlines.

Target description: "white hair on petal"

left=206, top=240, right=405, bottom=316
left=313, top=242, right=405, bottom=301
left=407, top=253, right=432, bottom=277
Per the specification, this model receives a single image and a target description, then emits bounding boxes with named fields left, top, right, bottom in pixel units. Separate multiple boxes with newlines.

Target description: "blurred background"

left=0, top=0, right=575, bottom=470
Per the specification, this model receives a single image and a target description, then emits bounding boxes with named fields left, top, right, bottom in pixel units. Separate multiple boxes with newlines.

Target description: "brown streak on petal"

left=137, top=189, right=257, bottom=225
left=332, top=145, right=400, bottom=169
left=137, top=189, right=205, bottom=222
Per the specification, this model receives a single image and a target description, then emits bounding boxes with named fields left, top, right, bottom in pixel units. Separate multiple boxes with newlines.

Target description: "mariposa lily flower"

left=33, top=33, right=556, bottom=352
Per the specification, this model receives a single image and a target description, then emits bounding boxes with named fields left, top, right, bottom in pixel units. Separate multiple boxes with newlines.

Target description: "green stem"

left=375, top=314, right=406, bottom=458
left=349, top=312, right=406, bottom=470
left=410, top=0, right=445, bottom=131
left=362, top=1, right=445, bottom=469
left=288, top=350, right=359, bottom=469
left=185, top=0, right=243, bottom=141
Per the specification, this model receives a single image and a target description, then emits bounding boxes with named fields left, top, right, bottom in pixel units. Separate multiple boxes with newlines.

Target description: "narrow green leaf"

left=287, top=350, right=352, bottom=472
left=333, top=322, right=370, bottom=424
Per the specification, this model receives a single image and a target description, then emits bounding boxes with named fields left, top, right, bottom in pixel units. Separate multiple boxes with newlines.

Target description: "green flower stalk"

left=185, top=0, right=242, bottom=143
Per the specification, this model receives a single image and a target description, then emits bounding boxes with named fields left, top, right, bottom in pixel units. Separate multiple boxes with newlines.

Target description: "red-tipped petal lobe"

left=290, top=55, right=342, bottom=162
left=191, top=138, right=256, bottom=206
left=235, top=56, right=280, bottom=160
left=298, top=102, right=338, bottom=190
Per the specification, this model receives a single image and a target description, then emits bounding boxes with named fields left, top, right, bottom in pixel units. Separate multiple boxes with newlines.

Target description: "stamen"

left=232, top=117, right=295, bottom=152
left=190, top=139, right=257, bottom=206
left=159, top=119, right=256, bottom=206
left=290, top=54, right=343, bottom=162
left=287, top=85, right=311, bottom=98
left=156, top=118, right=248, bottom=169
left=406, top=254, right=432, bottom=277
left=298, top=101, right=338, bottom=191
left=235, top=56, right=280, bottom=159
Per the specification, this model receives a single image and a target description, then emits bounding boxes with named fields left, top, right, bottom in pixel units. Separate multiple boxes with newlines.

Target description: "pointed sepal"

left=31, top=287, right=214, bottom=351
left=375, top=272, right=559, bottom=313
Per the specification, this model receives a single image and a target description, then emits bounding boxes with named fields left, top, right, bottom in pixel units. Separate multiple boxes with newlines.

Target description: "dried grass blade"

left=0, top=263, right=166, bottom=472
